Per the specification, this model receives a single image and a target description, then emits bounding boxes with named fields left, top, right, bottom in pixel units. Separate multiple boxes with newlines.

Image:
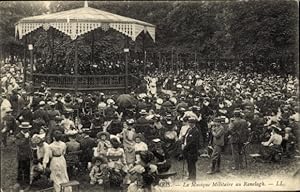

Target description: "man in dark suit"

left=15, top=122, right=32, bottom=185
left=78, top=132, right=96, bottom=171
left=228, top=108, right=248, bottom=170
left=182, top=117, right=200, bottom=180
left=32, top=101, right=49, bottom=126
left=207, top=117, right=225, bottom=174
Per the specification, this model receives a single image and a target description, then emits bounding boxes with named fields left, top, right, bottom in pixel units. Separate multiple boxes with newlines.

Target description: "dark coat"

left=33, top=108, right=50, bottom=125
left=228, top=117, right=248, bottom=144
left=212, top=124, right=225, bottom=146
left=15, top=132, right=32, bottom=160
left=79, top=136, right=96, bottom=161
left=183, top=126, right=200, bottom=161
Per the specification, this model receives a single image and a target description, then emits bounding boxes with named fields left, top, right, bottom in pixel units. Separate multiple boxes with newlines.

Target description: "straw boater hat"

left=19, top=122, right=32, bottom=129
left=39, top=101, right=46, bottom=106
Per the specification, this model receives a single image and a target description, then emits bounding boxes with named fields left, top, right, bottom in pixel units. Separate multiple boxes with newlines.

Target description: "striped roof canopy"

left=15, top=4, right=155, bottom=42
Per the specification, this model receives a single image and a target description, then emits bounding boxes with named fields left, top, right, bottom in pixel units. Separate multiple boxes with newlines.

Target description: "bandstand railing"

left=32, top=73, right=136, bottom=91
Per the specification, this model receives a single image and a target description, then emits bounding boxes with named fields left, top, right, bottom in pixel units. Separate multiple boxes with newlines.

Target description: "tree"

left=0, top=1, right=47, bottom=61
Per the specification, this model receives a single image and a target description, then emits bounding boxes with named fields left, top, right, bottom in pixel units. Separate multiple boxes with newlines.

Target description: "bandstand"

left=15, top=2, right=155, bottom=92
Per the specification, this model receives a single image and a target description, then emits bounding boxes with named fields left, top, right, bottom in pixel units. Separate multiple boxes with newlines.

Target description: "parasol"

left=116, top=94, right=137, bottom=108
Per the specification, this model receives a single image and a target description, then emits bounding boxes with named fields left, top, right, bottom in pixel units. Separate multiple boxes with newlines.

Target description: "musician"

left=182, top=117, right=200, bottom=180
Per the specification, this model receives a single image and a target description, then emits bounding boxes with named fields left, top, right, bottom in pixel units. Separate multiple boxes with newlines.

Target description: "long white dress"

left=49, top=141, right=71, bottom=192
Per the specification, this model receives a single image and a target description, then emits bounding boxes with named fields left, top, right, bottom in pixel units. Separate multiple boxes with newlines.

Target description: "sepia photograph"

left=0, top=0, right=299, bottom=191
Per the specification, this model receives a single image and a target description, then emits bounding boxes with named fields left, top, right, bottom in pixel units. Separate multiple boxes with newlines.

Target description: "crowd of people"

left=1, top=59, right=299, bottom=192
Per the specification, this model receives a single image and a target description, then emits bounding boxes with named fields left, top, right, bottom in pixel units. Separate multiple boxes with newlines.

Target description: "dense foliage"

left=0, top=1, right=298, bottom=74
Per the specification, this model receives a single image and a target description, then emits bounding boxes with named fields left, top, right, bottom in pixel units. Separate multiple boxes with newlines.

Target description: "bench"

left=60, top=180, right=80, bottom=192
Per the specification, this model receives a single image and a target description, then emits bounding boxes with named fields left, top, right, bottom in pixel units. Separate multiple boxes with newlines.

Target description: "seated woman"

left=106, top=138, right=128, bottom=189
left=89, top=156, right=109, bottom=185
left=260, top=125, right=283, bottom=162
left=106, top=138, right=127, bottom=172
left=128, top=151, right=160, bottom=192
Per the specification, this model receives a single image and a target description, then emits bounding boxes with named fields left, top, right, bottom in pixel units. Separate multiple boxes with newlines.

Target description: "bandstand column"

left=124, top=37, right=129, bottom=93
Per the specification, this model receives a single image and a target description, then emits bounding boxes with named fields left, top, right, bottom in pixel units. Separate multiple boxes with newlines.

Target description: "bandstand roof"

left=15, top=2, right=155, bottom=42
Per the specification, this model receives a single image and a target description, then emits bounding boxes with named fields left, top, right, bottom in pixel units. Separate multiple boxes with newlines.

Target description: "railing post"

left=74, top=37, right=78, bottom=92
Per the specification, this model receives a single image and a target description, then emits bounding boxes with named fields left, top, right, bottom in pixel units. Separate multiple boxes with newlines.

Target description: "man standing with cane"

left=15, top=122, right=32, bottom=186
left=228, top=108, right=248, bottom=170
left=207, top=117, right=225, bottom=174
left=182, top=117, right=200, bottom=181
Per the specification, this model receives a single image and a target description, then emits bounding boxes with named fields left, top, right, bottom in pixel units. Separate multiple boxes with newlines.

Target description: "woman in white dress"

left=49, top=131, right=71, bottom=192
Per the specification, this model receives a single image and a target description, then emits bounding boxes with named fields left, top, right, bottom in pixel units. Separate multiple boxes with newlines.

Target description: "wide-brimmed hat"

left=55, top=116, right=64, bottom=121
left=31, top=135, right=43, bottom=144
left=233, top=108, right=242, bottom=114
left=47, top=101, right=56, bottom=106
left=134, top=133, right=145, bottom=141
left=156, top=98, right=163, bottom=105
left=126, top=119, right=135, bottom=125
left=139, top=109, right=148, bottom=115
left=107, top=98, right=115, bottom=105
left=93, top=156, right=107, bottom=164
left=39, top=101, right=46, bottom=106
left=188, top=117, right=197, bottom=123
left=65, top=130, right=78, bottom=136
left=41, top=82, right=46, bottom=85
left=97, top=131, right=110, bottom=139
left=19, top=122, right=32, bottom=129
left=284, top=127, right=292, bottom=132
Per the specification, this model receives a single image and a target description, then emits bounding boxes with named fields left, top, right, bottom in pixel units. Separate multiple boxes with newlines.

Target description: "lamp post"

left=124, top=48, right=129, bottom=93
left=28, top=44, right=33, bottom=82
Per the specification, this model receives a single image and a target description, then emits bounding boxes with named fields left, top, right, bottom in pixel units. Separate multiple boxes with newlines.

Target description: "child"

left=134, top=134, right=148, bottom=164
left=94, top=131, right=111, bottom=158
left=89, top=156, right=109, bottom=185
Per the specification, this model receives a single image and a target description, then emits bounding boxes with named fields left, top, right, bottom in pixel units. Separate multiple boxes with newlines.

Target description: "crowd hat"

left=233, top=108, right=242, bottom=114
left=156, top=98, right=163, bottom=105
left=97, top=131, right=110, bottom=139
left=284, top=127, right=292, bottom=132
left=39, top=101, right=46, bottom=106
left=55, top=115, right=64, bottom=121
left=152, top=138, right=161, bottom=143
left=19, top=122, right=32, bottom=129
left=107, top=98, right=115, bottom=105
left=188, top=117, right=197, bottom=123
left=93, top=156, right=107, bottom=164
left=47, top=101, right=56, bottom=106
left=126, top=119, right=135, bottom=125
left=139, top=109, right=148, bottom=115
left=31, top=135, right=43, bottom=144
left=41, top=82, right=46, bottom=86
left=65, top=130, right=78, bottom=136
left=134, top=133, right=145, bottom=141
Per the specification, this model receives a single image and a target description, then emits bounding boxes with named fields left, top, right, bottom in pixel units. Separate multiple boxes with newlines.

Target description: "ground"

left=1, top=136, right=299, bottom=192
